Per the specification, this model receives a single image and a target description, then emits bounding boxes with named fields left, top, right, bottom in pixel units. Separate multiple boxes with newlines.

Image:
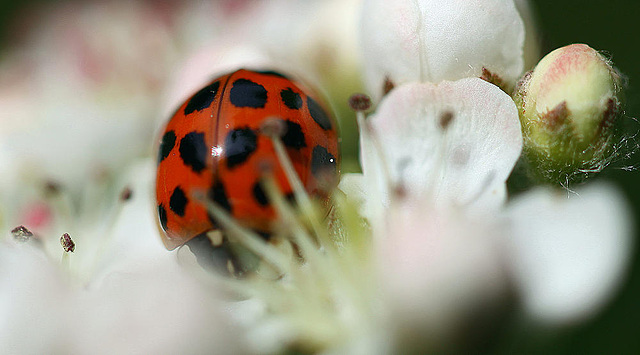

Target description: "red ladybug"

left=156, top=69, right=340, bottom=255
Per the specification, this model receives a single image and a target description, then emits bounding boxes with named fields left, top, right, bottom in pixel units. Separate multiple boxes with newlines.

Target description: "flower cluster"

left=0, top=0, right=634, bottom=354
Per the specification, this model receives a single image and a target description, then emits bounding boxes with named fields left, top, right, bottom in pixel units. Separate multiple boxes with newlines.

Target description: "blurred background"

left=503, top=0, right=640, bottom=353
left=0, top=0, right=638, bottom=353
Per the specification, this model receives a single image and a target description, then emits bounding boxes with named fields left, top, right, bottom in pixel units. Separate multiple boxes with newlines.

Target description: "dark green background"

left=509, top=0, right=640, bottom=353
left=0, top=0, right=638, bottom=353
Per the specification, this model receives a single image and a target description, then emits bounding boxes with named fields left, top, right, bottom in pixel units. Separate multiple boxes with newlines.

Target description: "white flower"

left=342, top=78, right=632, bottom=333
left=350, top=78, right=522, bottom=225
left=377, top=196, right=508, bottom=347
left=0, top=1, right=177, bottom=188
left=505, top=184, right=632, bottom=324
left=0, top=1, right=632, bottom=354
left=514, top=0, right=542, bottom=69
left=170, top=0, right=364, bottom=99
left=0, top=160, right=247, bottom=354
left=160, top=42, right=273, bottom=121
left=360, top=0, right=525, bottom=99
left=251, top=0, right=363, bottom=86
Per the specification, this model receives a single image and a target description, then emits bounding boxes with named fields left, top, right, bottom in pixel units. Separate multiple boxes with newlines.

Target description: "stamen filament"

left=261, top=176, right=325, bottom=269
left=199, top=193, right=290, bottom=274
left=85, top=186, right=135, bottom=280
left=355, top=111, right=396, bottom=196
left=268, top=135, right=329, bottom=244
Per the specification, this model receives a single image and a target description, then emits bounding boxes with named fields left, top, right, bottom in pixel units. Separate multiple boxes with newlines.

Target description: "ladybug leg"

left=185, top=229, right=276, bottom=277
left=185, top=231, right=244, bottom=277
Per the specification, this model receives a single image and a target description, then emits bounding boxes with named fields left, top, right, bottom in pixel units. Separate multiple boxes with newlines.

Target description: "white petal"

left=514, top=0, right=542, bottom=70
left=0, top=244, right=72, bottom=354
left=160, top=42, right=273, bottom=125
left=338, top=173, right=384, bottom=224
left=506, top=184, right=633, bottom=324
left=0, top=160, right=248, bottom=354
left=378, top=199, right=507, bottom=344
left=360, top=78, right=522, bottom=218
left=251, top=0, right=363, bottom=85
left=361, top=0, right=525, bottom=99
left=72, top=258, right=247, bottom=355
left=0, top=2, right=175, bottom=188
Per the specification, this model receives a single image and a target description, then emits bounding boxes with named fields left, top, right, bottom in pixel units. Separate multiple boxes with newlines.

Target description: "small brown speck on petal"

left=439, top=111, right=455, bottom=130
left=120, top=187, right=133, bottom=201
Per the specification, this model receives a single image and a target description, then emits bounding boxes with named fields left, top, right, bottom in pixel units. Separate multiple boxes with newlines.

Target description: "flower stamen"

left=260, top=117, right=328, bottom=244
left=11, top=225, right=34, bottom=242
left=195, top=190, right=290, bottom=275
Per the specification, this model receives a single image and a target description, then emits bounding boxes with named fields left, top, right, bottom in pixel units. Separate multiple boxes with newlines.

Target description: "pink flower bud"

left=513, top=44, right=623, bottom=183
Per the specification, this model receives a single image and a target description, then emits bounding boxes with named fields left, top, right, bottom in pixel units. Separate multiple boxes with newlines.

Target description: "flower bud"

left=513, top=44, right=622, bottom=183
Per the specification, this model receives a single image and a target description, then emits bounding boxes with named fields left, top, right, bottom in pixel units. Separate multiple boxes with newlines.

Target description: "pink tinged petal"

left=378, top=199, right=507, bottom=342
left=360, top=78, right=522, bottom=217
left=506, top=185, right=633, bottom=324
left=19, top=202, right=53, bottom=230
left=361, top=0, right=524, bottom=99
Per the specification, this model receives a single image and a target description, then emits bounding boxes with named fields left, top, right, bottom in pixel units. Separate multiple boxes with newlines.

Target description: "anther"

left=348, top=93, right=372, bottom=113
left=60, top=233, right=75, bottom=253
left=480, top=67, right=506, bottom=90
left=11, top=225, right=33, bottom=242
left=257, top=160, right=275, bottom=175
left=383, top=76, right=395, bottom=95
left=260, top=117, right=287, bottom=138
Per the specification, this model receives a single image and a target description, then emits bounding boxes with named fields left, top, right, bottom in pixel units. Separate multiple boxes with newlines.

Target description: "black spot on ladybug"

left=169, top=186, right=188, bottom=217
left=225, top=128, right=258, bottom=168
left=179, top=132, right=208, bottom=173
left=158, top=130, right=176, bottom=164
left=209, top=181, right=232, bottom=213
left=307, top=97, right=332, bottom=130
left=254, top=70, right=288, bottom=79
left=184, top=81, right=220, bottom=115
left=282, top=120, right=306, bottom=149
left=230, top=79, right=268, bottom=108
left=281, top=88, right=303, bottom=110
left=311, top=145, right=337, bottom=177
left=252, top=181, right=269, bottom=206
left=158, top=204, right=168, bottom=231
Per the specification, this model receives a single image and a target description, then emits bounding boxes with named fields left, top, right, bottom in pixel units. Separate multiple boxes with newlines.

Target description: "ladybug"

left=155, top=69, right=340, bottom=263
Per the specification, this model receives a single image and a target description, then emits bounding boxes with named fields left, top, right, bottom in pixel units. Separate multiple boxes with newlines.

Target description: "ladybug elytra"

left=155, top=69, right=340, bottom=253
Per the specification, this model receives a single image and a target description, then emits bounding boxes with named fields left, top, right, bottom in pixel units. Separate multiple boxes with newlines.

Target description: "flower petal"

left=360, top=0, right=525, bottom=99
left=514, top=0, right=542, bottom=70
left=360, top=78, right=522, bottom=220
left=378, top=198, right=507, bottom=348
left=0, top=2, right=176, bottom=188
left=72, top=258, right=246, bottom=355
left=506, top=184, right=633, bottom=324
left=0, top=244, right=71, bottom=354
